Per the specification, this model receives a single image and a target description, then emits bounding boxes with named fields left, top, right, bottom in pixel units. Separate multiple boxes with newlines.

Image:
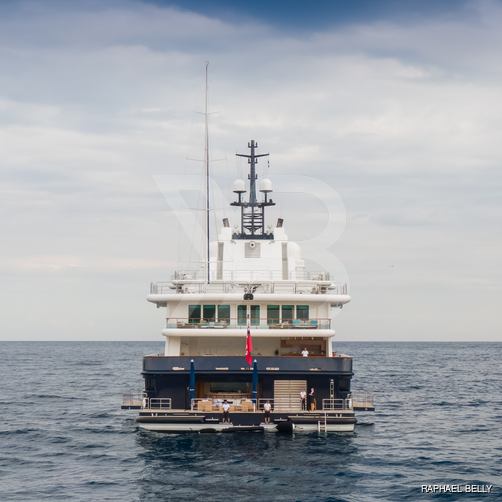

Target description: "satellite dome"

left=233, top=179, right=246, bottom=193
left=259, top=178, right=273, bottom=193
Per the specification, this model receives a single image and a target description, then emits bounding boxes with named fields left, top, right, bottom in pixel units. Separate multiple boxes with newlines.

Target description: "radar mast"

left=231, top=140, right=275, bottom=239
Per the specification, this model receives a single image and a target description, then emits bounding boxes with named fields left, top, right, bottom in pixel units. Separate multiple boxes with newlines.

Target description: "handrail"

left=350, top=391, right=374, bottom=408
left=171, top=269, right=332, bottom=282
left=122, top=391, right=146, bottom=408
left=150, top=281, right=348, bottom=295
left=322, top=398, right=351, bottom=410
left=144, top=397, right=172, bottom=410
left=165, top=317, right=331, bottom=329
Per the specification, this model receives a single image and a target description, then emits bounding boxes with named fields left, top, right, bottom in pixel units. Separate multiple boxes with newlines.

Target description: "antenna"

left=232, top=140, right=275, bottom=239
left=204, top=62, right=210, bottom=283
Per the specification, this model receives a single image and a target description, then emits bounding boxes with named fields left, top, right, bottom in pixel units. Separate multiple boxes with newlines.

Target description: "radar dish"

left=259, top=178, right=273, bottom=193
left=233, top=179, right=246, bottom=193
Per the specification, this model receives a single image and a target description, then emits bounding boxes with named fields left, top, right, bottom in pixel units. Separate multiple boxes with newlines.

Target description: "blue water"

left=0, top=342, right=501, bottom=501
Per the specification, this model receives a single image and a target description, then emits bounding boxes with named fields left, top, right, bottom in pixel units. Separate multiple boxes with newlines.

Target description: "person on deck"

left=301, top=347, right=309, bottom=357
left=300, top=390, right=307, bottom=410
left=309, top=387, right=316, bottom=411
left=222, top=400, right=230, bottom=423
left=263, top=401, right=272, bottom=424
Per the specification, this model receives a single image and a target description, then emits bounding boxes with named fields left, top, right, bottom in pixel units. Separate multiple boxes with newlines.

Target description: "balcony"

left=165, top=317, right=331, bottom=330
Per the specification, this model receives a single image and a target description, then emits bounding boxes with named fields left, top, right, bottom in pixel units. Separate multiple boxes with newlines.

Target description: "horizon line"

left=1, top=339, right=500, bottom=343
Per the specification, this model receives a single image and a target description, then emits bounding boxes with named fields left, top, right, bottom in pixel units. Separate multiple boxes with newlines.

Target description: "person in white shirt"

left=222, top=400, right=230, bottom=423
left=301, top=348, right=309, bottom=357
left=300, top=390, right=307, bottom=410
left=263, top=401, right=272, bottom=424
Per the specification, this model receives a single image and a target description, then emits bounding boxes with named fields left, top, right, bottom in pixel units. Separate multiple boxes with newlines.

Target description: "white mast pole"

left=204, top=62, right=210, bottom=284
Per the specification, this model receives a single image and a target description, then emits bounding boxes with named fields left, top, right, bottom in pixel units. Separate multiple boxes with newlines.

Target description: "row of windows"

left=187, top=304, right=310, bottom=325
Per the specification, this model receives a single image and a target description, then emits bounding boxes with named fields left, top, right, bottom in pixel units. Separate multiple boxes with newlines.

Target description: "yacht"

left=122, top=140, right=374, bottom=433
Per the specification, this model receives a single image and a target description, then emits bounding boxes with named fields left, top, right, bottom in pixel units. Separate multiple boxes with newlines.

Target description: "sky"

left=1, top=0, right=501, bottom=341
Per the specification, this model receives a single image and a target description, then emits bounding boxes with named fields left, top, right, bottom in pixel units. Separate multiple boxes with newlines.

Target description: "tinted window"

left=250, top=305, right=260, bottom=326
left=203, top=304, right=216, bottom=322
left=282, top=305, right=294, bottom=321
left=237, top=305, right=247, bottom=326
left=297, top=305, right=309, bottom=320
left=217, top=304, right=230, bottom=323
left=267, top=305, right=280, bottom=326
left=188, top=304, right=201, bottom=323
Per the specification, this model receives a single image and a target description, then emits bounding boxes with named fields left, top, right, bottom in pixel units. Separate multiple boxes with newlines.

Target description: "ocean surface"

left=0, top=342, right=501, bottom=501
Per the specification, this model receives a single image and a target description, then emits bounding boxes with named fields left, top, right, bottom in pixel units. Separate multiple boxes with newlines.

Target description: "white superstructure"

left=147, top=140, right=351, bottom=360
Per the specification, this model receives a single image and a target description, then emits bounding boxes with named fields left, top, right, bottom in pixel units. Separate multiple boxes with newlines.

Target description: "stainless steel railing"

left=121, top=391, right=145, bottom=408
left=171, top=269, right=331, bottom=282
left=350, top=392, right=374, bottom=409
left=150, top=280, right=347, bottom=295
left=321, top=398, right=352, bottom=410
left=145, top=397, right=172, bottom=410
left=165, top=317, right=331, bottom=329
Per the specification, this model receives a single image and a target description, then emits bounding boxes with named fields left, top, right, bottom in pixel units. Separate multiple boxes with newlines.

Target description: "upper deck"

left=148, top=275, right=350, bottom=306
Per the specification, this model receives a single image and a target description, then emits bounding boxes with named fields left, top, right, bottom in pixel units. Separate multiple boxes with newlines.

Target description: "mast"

left=204, top=62, right=210, bottom=283
left=232, top=140, right=275, bottom=239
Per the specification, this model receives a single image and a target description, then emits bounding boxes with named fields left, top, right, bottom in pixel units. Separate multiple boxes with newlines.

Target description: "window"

left=297, top=305, right=309, bottom=320
left=217, top=305, right=230, bottom=323
left=250, top=305, right=260, bottom=326
left=203, top=304, right=216, bottom=322
left=267, top=305, right=280, bottom=326
left=237, top=305, right=247, bottom=326
left=188, top=304, right=201, bottom=324
left=208, top=381, right=251, bottom=394
left=282, top=305, right=294, bottom=322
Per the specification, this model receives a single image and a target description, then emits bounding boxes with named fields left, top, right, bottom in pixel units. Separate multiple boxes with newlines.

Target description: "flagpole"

left=245, top=313, right=253, bottom=366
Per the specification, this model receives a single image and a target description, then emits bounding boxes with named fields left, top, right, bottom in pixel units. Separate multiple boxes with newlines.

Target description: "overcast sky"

left=1, top=0, right=501, bottom=341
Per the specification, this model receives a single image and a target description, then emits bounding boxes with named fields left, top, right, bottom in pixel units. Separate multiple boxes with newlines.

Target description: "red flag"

left=245, top=324, right=253, bottom=366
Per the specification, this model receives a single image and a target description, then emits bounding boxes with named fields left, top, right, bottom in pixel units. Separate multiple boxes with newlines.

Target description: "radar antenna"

left=231, top=140, right=275, bottom=239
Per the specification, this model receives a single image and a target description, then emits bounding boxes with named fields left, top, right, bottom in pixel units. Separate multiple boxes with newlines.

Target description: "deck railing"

left=145, top=397, right=172, bottom=410
left=321, top=398, right=352, bottom=410
left=171, top=269, right=331, bottom=282
left=121, top=393, right=172, bottom=410
left=350, top=392, right=374, bottom=410
left=125, top=395, right=365, bottom=413
left=150, top=281, right=348, bottom=295
left=165, top=317, right=331, bottom=330
left=121, top=392, right=145, bottom=408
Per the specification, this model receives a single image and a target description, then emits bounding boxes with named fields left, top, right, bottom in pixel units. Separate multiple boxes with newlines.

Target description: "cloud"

left=0, top=0, right=501, bottom=340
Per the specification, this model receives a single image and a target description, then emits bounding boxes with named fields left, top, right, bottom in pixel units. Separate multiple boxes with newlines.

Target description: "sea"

left=0, top=341, right=501, bottom=501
